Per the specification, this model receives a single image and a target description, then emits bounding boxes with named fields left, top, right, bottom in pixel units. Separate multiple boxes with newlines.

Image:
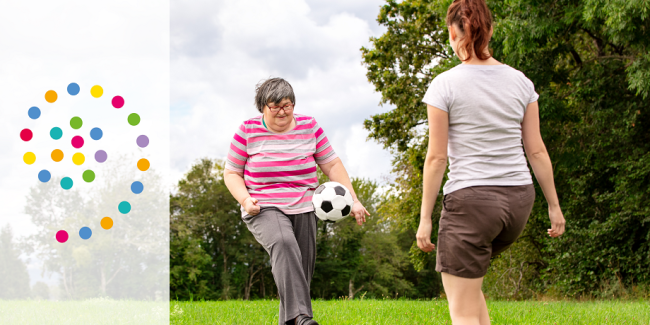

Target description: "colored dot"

left=72, top=153, right=85, bottom=165
left=136, top=135, right=149, bottom=148
left=45, top=90, right=58, bottom=103
left=28, top=107, right=41, bottom=119
left=70, top=117, right=83, bottom=130
left=112, top=96, right=124, bottom=108
left=23, top=152, right=36, bottom=165
left=20, top=129, right=33, bottom=141
left=137, top=158, right=150, bottom=171
left=50, top=127, right=63, bottom=140
left=56, top=230, right=69, bottom=243
left=90, top=128, right=103, bottom=140
left=61, top=177, right=73, bottom=190
left=91, top=85, right=103, bottom=98
left=128, top=113, right=140, bottom=126
left=131, top=181, right=144, bottom=194
left=101, top=217, right=113, bottom=230
left=38, top=170, right=51, bottom=183
left=82, top=170, right=95, bottom=182
left=95, top=150, right=107, bottom=163
left=51, top=149, right=64, bottom=162
left=118, top=201, right=131, bottom=214
left=71, top=136, right=84, bottom=149
left=67, top=83, right=80, bottom=96
left=79, top=227, right=92, bottom=240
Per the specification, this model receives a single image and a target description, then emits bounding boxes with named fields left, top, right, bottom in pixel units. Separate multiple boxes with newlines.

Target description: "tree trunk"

left=260, top=272, right=265, bottom=298
left=220, top=233, right=230, bottom=299
left=349, top=278, right=364, bottom=300
left=244, top=263, right=262, bottom=300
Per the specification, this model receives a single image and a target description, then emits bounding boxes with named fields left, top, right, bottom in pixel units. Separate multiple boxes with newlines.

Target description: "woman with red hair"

left=416, top=0, right=566, bottom=323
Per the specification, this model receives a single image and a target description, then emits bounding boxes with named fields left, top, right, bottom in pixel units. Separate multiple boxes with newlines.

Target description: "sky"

left=170, top=0, right=395, bottom=188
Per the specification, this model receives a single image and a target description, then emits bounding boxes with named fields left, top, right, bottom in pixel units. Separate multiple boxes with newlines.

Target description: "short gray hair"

left=254, top=78, right=295, bottom=113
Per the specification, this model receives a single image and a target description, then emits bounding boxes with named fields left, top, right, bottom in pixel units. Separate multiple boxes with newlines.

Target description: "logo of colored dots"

left=19, top=82, right=150, bottom=244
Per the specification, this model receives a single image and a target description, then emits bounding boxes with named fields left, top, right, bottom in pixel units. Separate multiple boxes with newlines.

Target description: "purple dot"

left=95, top=150, right=107, bottom=163
left=136, top=135, right=149, bottom=148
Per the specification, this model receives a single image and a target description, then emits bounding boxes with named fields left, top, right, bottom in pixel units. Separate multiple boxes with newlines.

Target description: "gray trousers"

left=242, top=207, right=317, bottom=325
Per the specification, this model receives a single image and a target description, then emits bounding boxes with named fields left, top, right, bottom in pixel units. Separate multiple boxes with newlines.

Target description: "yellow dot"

left=137, top=158, right=150, bottom=171
left=45, top=90, right=58, bottom=103
left=101, top=217, right=113, bottom=230
left=51, top=149, right=64, bottom=162
left=90, top=85, right=103, bottom=98
left=23, top=152, right=36, bottom=165
left=72, top=152, right=85, bottom=165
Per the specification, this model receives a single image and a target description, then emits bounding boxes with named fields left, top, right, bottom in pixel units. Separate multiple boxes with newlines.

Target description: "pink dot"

left=56, top=230, right=69, bottom=243
left=71, top=136, right=84, bottom=149
left=112, top=96, right=124, bottom=109
left=20, top=128, right=33, bottom=141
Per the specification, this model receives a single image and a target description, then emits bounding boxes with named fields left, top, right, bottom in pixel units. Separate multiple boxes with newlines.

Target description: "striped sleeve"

left=225, top=123, right=248, bottom=173
left=312, top=118, right=338, bottom=164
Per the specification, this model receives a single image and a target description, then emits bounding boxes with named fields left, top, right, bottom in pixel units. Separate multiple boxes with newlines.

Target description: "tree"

left=361, top=0, right=650, bottom=297
left=0, top=225, right=31, bottom=299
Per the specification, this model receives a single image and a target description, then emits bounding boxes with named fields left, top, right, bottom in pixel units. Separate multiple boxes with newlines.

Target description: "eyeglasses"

left=266, top=103, right=294, bottom=113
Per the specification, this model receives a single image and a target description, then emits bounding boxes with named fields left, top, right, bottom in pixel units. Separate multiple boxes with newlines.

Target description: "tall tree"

left=361, top=0, right=650, bottom=296
left=0, top=225, right=31, bottom=299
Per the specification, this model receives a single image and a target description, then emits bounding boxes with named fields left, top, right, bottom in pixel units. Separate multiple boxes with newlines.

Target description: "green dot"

left=70, top=117, right=83, bottom=129
left=50, top=127, right=63, bottom=140
left=82, top=170, right=95, bottom=183
left=128, top=113, right=140, bottom=126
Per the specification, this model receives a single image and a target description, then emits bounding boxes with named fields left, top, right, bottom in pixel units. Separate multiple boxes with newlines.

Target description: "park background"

left=169, top=0, right=650, bottom=305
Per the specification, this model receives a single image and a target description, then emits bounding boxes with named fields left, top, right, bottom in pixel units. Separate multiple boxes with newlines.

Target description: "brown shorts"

left=435, top=184, right=535, bottom=278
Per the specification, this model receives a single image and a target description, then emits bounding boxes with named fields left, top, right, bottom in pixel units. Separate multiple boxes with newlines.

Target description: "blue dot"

left=131, top=181, right=144, bottom=194
left=50, top=127, right=63, bottom=140
left=90, top=127, right=103, bottom=140
left=61, top=177, right=73, bottom=190
left=118, top=201, right=131, bottom=214
left=38, top=170, right=51, bottom=182
left=28, top=107, right=41, bottom=119
left=67, top=83, right=80, bottom=96
left=79, top=227, right=92, bottom=240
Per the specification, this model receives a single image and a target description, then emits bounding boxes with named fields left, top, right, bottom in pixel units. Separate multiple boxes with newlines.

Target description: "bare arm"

left=521, top=101, right=565, bottom=237
left=319, top=157, right=370, bottom=225
left=416, top=105, right=449, bottom=252
left=224, top=169, right=260, bottom=216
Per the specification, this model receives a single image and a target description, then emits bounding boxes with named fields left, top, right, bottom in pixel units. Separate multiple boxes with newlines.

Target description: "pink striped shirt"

left=225, top=114, right=338, bottom=215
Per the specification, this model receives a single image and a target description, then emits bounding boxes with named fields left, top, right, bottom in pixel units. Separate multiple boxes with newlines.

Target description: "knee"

left=269, top=235, right=299, bottom=256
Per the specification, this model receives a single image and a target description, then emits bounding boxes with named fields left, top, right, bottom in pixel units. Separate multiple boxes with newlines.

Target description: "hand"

left=350, top=200, right=370, bottom=225
left=243, top=197, right=260, bottom=216
left=547, top=205, right=565, bottom=237
left=416, top=219, right=436, bottom=252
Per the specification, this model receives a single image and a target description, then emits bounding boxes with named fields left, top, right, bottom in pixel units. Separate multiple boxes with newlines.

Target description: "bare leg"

left=441, top=272, right=490, bottom=325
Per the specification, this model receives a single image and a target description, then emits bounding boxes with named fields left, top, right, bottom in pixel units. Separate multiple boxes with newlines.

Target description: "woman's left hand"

left=350, top=200, right=370, bottom=225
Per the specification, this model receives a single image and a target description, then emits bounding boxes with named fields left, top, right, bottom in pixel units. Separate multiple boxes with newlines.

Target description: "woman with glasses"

left=416, top=0, right=565, bottom=324
left=224, top=77, right=370, bottom=325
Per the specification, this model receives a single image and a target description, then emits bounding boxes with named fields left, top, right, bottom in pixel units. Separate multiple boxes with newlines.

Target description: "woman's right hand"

left=244, top=197, right=260, bottom=216
left=547, top=206, right=565, bottom=237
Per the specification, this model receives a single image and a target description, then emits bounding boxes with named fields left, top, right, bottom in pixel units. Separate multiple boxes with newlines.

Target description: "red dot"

left=56, top=230, right=69, bottom=243
left=20, top=129, right=33, bottom=141
left=112, top=96, right=124, bottom=108
left=71, top=136, right=84, bottom=149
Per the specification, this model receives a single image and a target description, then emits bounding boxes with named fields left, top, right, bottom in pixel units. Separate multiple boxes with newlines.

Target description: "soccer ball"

left=312, top=182, right=354, bottom=222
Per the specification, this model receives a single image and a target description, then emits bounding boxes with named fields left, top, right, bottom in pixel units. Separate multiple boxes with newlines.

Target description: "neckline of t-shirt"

left=260, top=115, right=298, bottom=134
left=454, top=63, right=511, bottom=70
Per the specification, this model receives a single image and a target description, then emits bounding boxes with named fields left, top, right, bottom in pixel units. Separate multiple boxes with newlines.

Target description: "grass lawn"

left=170, top=299, right=650, bottom=325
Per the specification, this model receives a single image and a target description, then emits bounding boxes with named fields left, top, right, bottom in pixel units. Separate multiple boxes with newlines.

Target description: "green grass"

left=0, top=299, right=168, bottom=324
left=170, top=299, right=650, bottom=325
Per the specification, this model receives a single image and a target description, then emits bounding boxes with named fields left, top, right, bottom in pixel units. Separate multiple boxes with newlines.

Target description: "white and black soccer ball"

left=312, top=182, right=354, bottom=222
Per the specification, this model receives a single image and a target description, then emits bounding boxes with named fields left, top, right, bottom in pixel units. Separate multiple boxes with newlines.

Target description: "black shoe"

left=295, top=314, right=319, bottom=325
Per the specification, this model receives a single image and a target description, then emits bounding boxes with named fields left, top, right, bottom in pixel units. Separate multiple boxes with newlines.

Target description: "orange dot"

left=137, top=158, right=150, bottom=171
left=45, top=90, right=58, bottom=103
left=101, top=217, right=113, bottom=230
left=51, top=149, right=64, bottom=162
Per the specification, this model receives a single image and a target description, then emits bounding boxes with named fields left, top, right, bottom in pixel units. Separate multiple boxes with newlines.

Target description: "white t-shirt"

left=422, top=64, right=538, bottom=194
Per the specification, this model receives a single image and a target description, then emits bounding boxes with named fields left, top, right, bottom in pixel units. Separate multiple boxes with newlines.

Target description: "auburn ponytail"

left=446, top=0, right=493, bottom=61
